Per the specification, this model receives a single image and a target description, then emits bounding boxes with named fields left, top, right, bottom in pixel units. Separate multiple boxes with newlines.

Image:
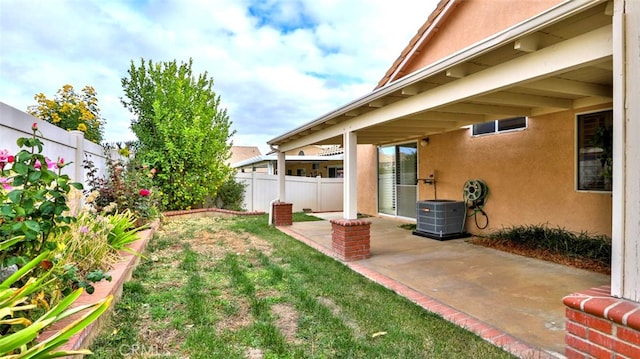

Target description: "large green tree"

left=121, top=58, right=235, bottom=210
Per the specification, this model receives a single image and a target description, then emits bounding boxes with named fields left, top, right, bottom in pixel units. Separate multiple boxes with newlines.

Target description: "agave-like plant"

left=0, top=239, right=112, bottom=358
left=106, top=210, right=149, bottom=255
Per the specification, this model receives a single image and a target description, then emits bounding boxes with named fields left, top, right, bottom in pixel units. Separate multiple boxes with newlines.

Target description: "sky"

left=0, top=0, right=439, bottom=155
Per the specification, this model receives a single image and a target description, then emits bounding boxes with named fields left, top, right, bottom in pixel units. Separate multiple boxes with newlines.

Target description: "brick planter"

left=272, top=202, right=293, bottom=226
left=330, top=218, right=371, bottom=261
left=563, top=285, right=640, bottom=358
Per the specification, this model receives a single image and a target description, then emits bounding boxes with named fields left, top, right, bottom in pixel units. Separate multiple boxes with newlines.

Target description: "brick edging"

left=562, top=285, right=640, bottom=331
left=163, top=207, right=265, bottom=217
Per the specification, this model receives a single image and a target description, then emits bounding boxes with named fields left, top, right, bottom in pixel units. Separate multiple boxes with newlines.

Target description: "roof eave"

left=266, top=0, right=606, bottom=148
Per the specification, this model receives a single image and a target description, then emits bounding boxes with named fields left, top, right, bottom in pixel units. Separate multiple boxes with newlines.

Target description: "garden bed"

left=37, top=220, right=159, bottom=352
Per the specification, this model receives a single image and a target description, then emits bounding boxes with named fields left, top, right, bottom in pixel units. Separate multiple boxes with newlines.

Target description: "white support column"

left=277, top=151, right=286, bottom=203
left=611, top=0, right=640, bottom=301
left=343, top=131, right=358, bottom=220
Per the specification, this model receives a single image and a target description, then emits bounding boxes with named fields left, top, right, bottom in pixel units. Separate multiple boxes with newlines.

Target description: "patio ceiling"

left=268, top=0, right=613, bottom=152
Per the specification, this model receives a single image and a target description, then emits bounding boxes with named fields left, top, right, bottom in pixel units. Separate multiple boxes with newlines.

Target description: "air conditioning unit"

left=413, top=200, right=468, bottom=240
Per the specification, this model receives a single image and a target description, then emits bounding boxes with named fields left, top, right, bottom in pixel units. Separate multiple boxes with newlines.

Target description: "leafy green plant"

left=0, top=252, right=112, bottom=358
left=121, top=58, right=235, bottom=210
left=107, top=210, right=149, bottom=255
left=211, top=177, right=246, bottom=211
left=0, top=124, right=82, bottom=267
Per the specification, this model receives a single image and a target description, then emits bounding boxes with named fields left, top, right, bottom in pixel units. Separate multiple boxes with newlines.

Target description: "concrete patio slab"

left=277, top=213, right=610, bottom=358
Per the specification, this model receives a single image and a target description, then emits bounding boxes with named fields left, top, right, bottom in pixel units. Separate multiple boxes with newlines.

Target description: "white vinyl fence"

left=236, top=172, right=343, bottom=213
left=1, top=102, right=115, bottom=186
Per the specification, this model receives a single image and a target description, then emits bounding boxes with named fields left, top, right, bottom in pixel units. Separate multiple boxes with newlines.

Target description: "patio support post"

left=611, top=0, right=640, bottom=303
left=272, top=150, right=292, bottom=226
left=563, top=2, right=640, bottom=357
left=330, top=130, right=371, bottom=261
left=343, top=130, right=358, bottom=220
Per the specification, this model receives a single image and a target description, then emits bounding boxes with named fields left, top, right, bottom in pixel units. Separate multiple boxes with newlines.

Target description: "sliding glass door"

left=377, top=142, right=417, bottom=218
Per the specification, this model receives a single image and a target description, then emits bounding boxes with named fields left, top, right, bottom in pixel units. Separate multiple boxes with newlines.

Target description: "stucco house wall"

left=356, top=105, right=613, bottom=236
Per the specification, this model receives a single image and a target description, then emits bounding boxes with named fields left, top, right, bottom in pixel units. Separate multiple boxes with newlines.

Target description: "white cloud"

left=0, top=0, right=439, bottom=155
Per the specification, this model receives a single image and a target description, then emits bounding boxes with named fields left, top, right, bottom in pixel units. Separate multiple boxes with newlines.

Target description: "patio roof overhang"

left=267, top=0, right=613, bottom=152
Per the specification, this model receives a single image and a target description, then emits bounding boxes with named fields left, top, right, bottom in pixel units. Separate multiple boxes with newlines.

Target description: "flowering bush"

left=27, top=84, right=105, bottom=143
left=0, top=123, right=82, bottom=267
left=83, top=153, right=160, bottom=224
left=0, top=125, right=112, bottom=356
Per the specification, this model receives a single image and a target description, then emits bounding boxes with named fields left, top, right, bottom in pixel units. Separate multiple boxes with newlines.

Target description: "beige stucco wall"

left=357, top=107, right=613, bottom=237
left=402, top=0, right=564, bottom=75
left=356, top=145, right=379, bottom=215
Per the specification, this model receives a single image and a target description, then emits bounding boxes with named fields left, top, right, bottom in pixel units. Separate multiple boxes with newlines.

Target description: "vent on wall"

left=413, top=200, right=468, bottom=240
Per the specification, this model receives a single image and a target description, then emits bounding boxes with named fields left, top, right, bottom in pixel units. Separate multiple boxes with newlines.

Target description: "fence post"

left=316, top=175, right=322, bottom=212
left=69, top=130, right=85, bottom=184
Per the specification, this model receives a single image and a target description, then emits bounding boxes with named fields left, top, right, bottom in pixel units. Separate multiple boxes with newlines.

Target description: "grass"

left=89, top=214, right=514, bottom=358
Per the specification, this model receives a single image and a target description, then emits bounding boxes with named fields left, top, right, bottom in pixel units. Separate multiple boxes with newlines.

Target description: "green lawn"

left=89, top=214, right=514, bottom=358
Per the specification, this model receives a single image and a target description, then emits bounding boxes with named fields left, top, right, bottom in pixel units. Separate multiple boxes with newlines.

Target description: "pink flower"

left=0, top=149, right=12, bottom=170
left=0, top=149, right=11, bottom=163
left=139, top=188, right=150, bottom=197
left=1, top=177, right=12, bottom=191
left=45, top=157, right=57, bottom=170
left=79, top=226, right=89, bottom=233
left=34, top=159, right=41, bottom=169
left=56, top=157, right=65, bottom=169
left=32, top=122, right=38, bottom=131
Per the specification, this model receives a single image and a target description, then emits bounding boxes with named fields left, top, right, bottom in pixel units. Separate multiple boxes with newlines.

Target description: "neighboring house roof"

left=232, top=154, right=344, bottom=169
left=228, top=146, right=261, bottom=165
left=376, top=0, right=456, bottom=89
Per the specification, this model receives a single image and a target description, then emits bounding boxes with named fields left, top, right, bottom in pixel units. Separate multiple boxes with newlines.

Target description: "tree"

left=27, top=84, right=105, bottom=143
left=121, top=58, right=235, bottom=210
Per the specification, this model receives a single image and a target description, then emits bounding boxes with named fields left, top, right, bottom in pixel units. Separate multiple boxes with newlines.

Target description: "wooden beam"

left=475, top=92, right=573, bottom=109
left=514, top=33, right=541, bottom=52
left=437, top=103, right=531, bottom=116
left=446, top=63, right=469, bottom=78
left=523, top=77, right=613, bottom=97
left=406, top=111, right=486, bottom=122
left=368, top=99, right=386, bottom=108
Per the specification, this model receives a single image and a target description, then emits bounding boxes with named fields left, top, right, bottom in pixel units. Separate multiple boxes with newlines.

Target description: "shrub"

left=212, top=177, right=246, bottom=211
left=83, top=153, right=160, bottom=224
left=487, top=224, right=611, bottom=264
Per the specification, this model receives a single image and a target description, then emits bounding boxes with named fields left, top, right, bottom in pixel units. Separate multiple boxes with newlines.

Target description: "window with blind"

left=577, top=110, right=613, bottom=191
left=472, top=116, right=527, bottom=136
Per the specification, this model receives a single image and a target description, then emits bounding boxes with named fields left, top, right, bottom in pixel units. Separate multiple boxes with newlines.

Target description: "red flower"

left=7, top=156, right=13, bottom=163
left=139, top=188, right=150, bottom=197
